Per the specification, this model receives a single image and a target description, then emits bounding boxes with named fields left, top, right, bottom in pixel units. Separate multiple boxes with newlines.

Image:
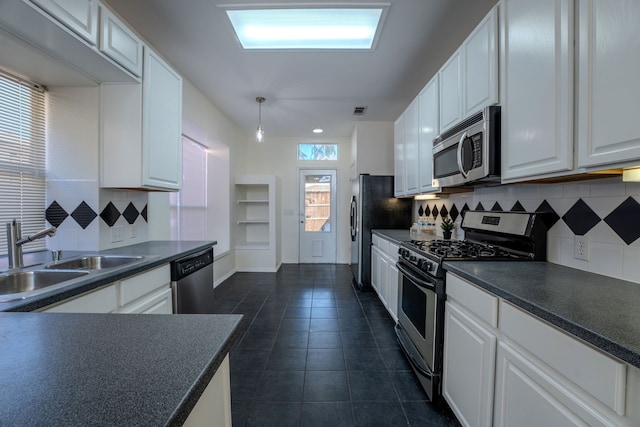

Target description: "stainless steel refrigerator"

left=350, top=174, right=412, bottom=290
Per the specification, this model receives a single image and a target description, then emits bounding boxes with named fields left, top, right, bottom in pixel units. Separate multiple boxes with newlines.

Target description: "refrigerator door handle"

left=350, top=196, right=357, bottom=241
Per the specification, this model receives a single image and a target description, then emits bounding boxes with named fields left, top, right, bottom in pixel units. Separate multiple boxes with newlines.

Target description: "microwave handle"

left=456, top=132, right=469, bottom=178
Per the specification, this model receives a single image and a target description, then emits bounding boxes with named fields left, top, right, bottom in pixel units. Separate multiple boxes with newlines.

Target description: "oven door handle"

left=396, top=261, right=437, bottom=292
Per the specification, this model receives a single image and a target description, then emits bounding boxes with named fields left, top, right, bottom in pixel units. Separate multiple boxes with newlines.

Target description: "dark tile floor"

left=213, top=264, right=459, bottom=426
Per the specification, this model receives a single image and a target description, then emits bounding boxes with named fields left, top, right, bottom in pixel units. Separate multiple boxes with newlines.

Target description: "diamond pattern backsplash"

left=418, top=195, right=640, bottom=245
left=46, top=200, right=147, bottom=229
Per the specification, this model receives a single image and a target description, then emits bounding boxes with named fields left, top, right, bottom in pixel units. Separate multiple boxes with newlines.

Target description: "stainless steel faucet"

left=6, top=220, right=57, bottom=269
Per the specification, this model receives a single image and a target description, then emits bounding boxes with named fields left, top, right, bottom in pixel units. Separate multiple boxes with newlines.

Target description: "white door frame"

left=298, top=168, right=338, bottom=263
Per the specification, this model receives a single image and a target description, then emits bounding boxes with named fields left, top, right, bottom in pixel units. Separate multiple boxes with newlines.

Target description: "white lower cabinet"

left=41, top=264, right=173, bottom=314
left=371, top=234, right=400, bottom=321
left=183, top=355, right=232, bottom=427
left=494, top=341, right=616, bottom=427
left=443, top=302, right=496, bottom=427
left=444, top=273, right=636, bottom=427
left=443, top=274, right=498, bottom=427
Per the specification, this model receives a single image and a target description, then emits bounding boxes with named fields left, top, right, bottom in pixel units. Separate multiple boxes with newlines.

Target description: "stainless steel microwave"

left=432, top=105, right=500, bottom=187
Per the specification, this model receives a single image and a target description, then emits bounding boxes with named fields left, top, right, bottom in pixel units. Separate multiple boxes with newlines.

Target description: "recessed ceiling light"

left=313, top=128, right=324, bottom=134
left=222, top=6, right=387, bottom=50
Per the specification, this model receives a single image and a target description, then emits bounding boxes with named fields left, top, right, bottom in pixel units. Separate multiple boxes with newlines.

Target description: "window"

left=170, top=137, right=207, bottom=241
left=0, top=72, right=46, bottom=255
left=298, top=143, right=338, bottom=160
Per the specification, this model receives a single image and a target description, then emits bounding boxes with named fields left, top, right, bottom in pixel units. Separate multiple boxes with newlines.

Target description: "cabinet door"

left=99, top=5, right=144, bottom=77
left=418, top=75, right=440, bottom=193
left=142, top=49, right=183, bottom=190
left=500, top=0, right=574, bottom=181
left=386, top=257, right=399, bottom=321
left=439, top=49, right=462, bottom=132
left=404, top=98, right=420, bottom=195
left=30, top=0, right=98, bottom=45
left=577, top=0, right=640, bottom=168
left=378, top=250, right=389, bottom=308
left=463, top=5, right=498, bottom=116
left=443, top=301, right=496, bottom=427
left=494, top=342, right=614, bottom=427
left=371, top=245, right=381, bottom=294
left=394, top=114, right=406, bottom=197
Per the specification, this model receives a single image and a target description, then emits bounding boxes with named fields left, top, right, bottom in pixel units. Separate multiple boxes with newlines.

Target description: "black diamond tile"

left=562, top=199, right=600, bottom=236
left=418, top=205, right=424, bottom=216
left=461, top=203, right=470, bottom=219
left=100, top=202, right=121, bottom=227
left=491, top=202, right=503, bottom=212
left=424, top=205, right=431, bottom=217
left=141, top=205, right=148, bottom=222
left=604, top=197, right=640, bottom=244
left=123, top=202, right=139, bottom=225
left=511, top=201, right=526, bottom=212
left=475, top=202, right=485, bottom=211
left=432, top=206, right=439, bottom=219
left=440, top=205, right=448, bottom=219
left=536, top=200, right=561, bottom=230
left=449, top=204, right=459, bottom=222
left=71, top=201, right=97, bottom=229
left=45, top=201, right=68, bottom=228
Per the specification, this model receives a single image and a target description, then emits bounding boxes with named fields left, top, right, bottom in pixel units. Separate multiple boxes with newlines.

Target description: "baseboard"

left=214, top=268, right=236, bottom=287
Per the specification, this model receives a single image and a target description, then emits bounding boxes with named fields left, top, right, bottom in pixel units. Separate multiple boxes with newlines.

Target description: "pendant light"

left=256, top=96, right=265, bottom=143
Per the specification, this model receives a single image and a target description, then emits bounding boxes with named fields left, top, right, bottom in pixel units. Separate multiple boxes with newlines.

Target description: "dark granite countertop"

left=0, top=312, right=243, bottom=426
left=1, top=240, right=216, bottom=312
left=372, top=229, right=411, bottom=244
left=443, top=261, right=640, bottom=369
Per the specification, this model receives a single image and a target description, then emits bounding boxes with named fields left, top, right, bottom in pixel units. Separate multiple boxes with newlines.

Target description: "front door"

left=299, top=169, right=337, bottom=263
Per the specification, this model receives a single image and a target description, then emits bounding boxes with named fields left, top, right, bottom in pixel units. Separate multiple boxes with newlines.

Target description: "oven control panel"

left=398, top=247, right=438, bottom=274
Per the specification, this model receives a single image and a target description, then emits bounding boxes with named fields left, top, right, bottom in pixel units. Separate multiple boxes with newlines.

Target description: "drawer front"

left=119, top=286, right=172, bottom=314
left=499, top=300, right=626, bottom=415
left=446, top=273, right=498, bottom=327
left=42, top=284, right=118, bottom=313
left=119, top=264, right=171, bottom=306
left=388, top=242, right=400, bottom=258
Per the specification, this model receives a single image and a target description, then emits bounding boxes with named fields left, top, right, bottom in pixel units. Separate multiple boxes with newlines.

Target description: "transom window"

left=298, top=143, right=338, bottom=161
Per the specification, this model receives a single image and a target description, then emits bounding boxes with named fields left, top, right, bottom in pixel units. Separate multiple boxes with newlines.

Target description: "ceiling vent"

left=353, top=106, right=368, bottom=115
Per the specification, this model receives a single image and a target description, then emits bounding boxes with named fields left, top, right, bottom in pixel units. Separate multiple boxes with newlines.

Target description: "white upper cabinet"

left=462, top=6, right=499, bottom=117
left=418, top=75, right=440, bottom=193
left=439, top=49, right=463, bottom=133
left=394, top=113, right=406, bottom=197
left=500, top=0, right=574, bottom=182
left=30, top=0, right=98, bottom=45
left=101, top=48, right=183, bottom=191
left=439, top=5, right=499, bottom=134
left=142, top=49, right=183, bottom=189
left=99, top=4, right=143, bottom=77
left=404, top=98, right=420, bottom=195
left=576, top=0, right=640, bottom=168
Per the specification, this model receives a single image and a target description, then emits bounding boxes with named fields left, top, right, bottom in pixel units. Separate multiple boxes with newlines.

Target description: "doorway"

left=299, top=169, right=337, bottom=263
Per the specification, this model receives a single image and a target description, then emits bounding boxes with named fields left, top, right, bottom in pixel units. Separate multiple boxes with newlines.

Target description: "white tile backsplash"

left=417, top=176, right=640, bottom=285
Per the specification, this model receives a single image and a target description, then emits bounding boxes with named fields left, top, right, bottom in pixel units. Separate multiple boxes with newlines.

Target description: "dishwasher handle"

left=171, top=247, right=214, bottom=281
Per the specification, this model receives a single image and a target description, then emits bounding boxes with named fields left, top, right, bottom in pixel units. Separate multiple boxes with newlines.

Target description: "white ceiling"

left=103, top=0, right=497, bottom=139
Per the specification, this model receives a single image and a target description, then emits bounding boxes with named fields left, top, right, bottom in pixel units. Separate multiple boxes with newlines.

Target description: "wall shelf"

left=234, top=175, right=280, bottom=272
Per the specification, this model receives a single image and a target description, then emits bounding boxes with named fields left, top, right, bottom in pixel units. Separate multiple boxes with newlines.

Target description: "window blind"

left=0, top=72, right=47, bottom=255
left=170, top=136, right=207, bottom=241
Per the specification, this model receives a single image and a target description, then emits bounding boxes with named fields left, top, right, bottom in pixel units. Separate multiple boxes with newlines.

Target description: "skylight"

left=223, top=7, right=386, bottom=50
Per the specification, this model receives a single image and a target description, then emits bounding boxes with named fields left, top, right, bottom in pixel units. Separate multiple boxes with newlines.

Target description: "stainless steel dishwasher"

left=171, top=247, right=215, bottom=314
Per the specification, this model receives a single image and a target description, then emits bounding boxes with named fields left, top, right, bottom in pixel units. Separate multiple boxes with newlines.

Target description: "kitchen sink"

left=45, top=255, right=144, bottom=270
left=0, top=270, right=89, bottom=299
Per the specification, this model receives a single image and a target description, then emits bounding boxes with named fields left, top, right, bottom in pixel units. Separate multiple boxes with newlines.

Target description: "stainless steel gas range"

left=395, top=210, right=548, bottom=403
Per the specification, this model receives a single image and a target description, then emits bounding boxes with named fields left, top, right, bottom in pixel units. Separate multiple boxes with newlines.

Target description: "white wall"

left=245, top=136, right=352, bottom=264
left=181, top=78, right=247, bottom=285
